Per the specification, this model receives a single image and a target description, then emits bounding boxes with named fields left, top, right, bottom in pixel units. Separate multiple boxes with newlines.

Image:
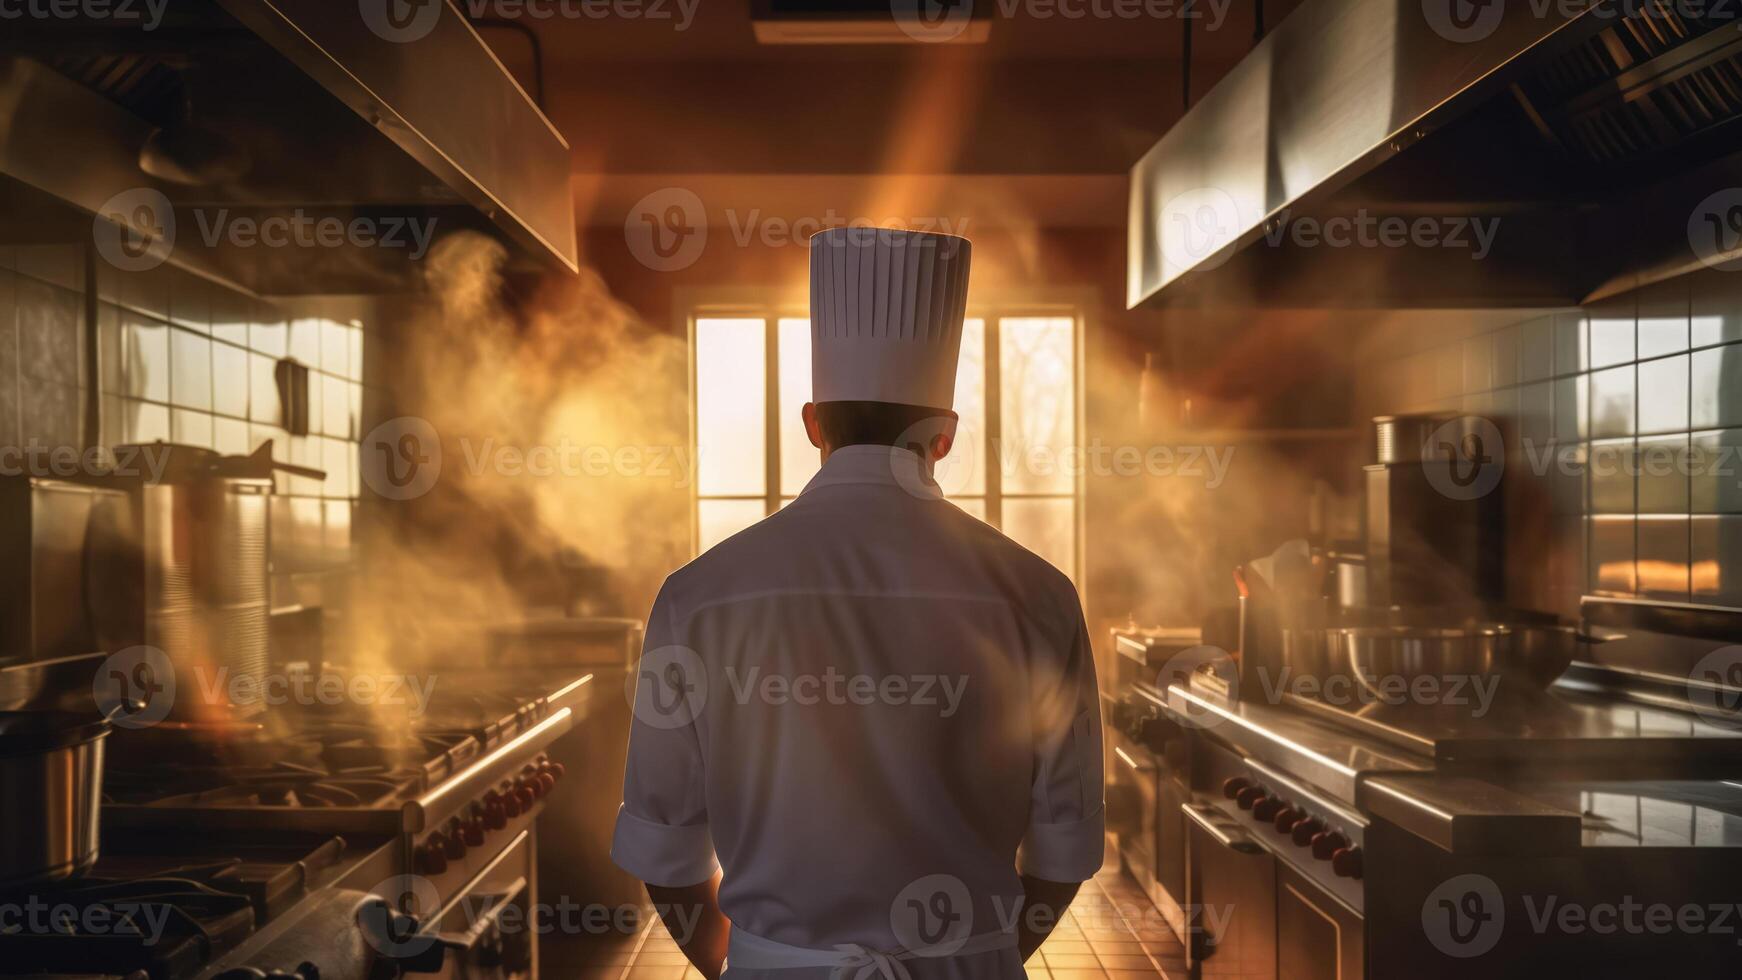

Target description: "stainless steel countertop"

left=1165, top=680, right=1742, bottom=854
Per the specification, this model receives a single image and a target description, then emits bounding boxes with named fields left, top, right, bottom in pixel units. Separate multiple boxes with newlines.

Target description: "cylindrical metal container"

left=1372, top=414, right=1453, bottom=464
left=136, top=456, right=272, bottom=716
left=0, top=711, right=110, bottom=888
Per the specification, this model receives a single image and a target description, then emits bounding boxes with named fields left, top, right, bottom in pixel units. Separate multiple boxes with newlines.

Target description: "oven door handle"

left=437, top=875, right=529, bottom=952
left=1181, top=802, right=1262, bottom=854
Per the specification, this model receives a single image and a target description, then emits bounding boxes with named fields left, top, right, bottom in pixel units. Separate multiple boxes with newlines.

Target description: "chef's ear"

left=802, top=402, right=825, bottom=450
left=926, top=412, right=958, bottom=462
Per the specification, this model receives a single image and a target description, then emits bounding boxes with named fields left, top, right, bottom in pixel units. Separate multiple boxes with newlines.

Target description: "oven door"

left=1276, top=862, right=1362, bottom=980
left=1111, top=740, right=1159, bottom=903
left=1183, top=803, right=1275, bottom=980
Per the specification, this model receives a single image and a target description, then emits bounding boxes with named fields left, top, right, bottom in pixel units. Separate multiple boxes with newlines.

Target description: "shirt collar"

left=798, top=444, right=943, bottom=500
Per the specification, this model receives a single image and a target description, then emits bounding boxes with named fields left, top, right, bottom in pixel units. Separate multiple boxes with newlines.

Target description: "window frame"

left=685, top=288, right=1088, bottom=586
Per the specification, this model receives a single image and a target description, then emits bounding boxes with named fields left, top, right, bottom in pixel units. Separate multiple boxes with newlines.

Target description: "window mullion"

left=764, top=315, right=780, bottom=517
left=985, top=314, right=1003, bottom=529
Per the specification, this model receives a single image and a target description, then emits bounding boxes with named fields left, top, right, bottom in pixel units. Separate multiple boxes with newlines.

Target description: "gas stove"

left=1132, top=666, right=1742, bottom=978
left=0, top=670, right=593, bottom=980
left=0, top=834, right=346, bottom=980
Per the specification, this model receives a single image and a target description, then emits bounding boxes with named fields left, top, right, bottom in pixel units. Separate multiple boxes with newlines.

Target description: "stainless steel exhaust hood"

left=0, top=0, right=577, bottom=294
left=1128, top=0, right=1742, bottom=309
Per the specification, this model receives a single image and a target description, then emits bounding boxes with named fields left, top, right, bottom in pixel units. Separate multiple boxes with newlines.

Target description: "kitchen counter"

left=1162, top=676, right=1742, bottom=856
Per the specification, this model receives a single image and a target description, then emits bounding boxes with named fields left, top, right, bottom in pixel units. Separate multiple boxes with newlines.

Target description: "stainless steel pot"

left=0, top=711, right=110, bottom=888
left=1333, top=625, right=1513, bottom=700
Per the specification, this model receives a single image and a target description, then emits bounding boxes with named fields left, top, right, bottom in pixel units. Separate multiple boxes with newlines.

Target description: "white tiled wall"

left=0, top=244, right=387, bottom=613
left=1359, top=269, right=1742, bottom=616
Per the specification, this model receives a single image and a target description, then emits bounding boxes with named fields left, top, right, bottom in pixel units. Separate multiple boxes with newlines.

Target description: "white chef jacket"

left=613, top=445, right=1104, bottom=980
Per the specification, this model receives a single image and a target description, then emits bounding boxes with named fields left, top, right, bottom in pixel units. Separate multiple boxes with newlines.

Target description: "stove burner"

left=0, top=867, right=255, bottom=980
left=143, top=766, right=418, bottom=808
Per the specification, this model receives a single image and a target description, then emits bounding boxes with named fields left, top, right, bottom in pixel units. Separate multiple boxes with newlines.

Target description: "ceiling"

left=472, top=0, right=1304, bottom=228
left=474, top=0, right=1293, bottom=65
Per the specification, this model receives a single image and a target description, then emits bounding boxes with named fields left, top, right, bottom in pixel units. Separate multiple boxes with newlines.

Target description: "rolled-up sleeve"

left=612, top=583, right=719, bottom=887
left=1017, top=592, right=1105, bottom=882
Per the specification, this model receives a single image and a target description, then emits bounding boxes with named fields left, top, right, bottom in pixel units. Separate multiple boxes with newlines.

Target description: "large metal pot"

left=0, top=711, right=110, bottom=888
left=1333, top=625, right=1513, bottom=700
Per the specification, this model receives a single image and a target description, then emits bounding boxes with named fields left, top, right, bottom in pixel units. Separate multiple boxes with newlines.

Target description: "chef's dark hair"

left=814, top=400, right=955, bottom=451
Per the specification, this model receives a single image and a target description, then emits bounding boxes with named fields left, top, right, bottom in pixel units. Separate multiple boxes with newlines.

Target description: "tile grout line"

left=1089, top=877, right=1176, bottom=980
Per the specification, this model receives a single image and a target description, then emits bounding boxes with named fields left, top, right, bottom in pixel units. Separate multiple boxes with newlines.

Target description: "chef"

left=613, top=226, right=1104, bottom=980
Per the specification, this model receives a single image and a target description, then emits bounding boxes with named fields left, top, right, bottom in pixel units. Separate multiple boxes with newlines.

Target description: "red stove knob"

left=1235, top=785, right=1266, bottom=810
left=500, top=787, right=523, bottom=818
left=1311, top=831, right=1348, bottom=861
left=1291, top=818, right=1325, bottom=847
left=536, top=772, right=556, bottom=796
left=1221, top=777, right=1251, bottom=800
left=416, top=839, right=448, bottom=875
left=484, top=801, right=508, bottom=830
left=1252, top=797, right=1284, bottom=822
left=541, top=761, right=566, bottom=781
left=443, top=824, right=467, bottom=860
left=1273, top=807, right=1303, bottom=833
left=1331, top=846, right=1364, bottom=879
left=462, top=819, right=485, bottom=847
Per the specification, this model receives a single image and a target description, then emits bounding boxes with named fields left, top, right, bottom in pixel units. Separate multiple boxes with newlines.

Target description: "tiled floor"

left=547, top=871, right=1182, bottom=980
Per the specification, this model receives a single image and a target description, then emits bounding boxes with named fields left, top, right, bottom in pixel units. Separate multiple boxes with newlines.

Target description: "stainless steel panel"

left=214, top=0, right=577, bottom=275
left=1127, top=0, right=1587, bottom=306
left=0, top=478, right=141, bottom=665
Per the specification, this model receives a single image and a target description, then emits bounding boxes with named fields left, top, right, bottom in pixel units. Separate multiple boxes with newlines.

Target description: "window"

left=691, top=308, right=1083, bottom=583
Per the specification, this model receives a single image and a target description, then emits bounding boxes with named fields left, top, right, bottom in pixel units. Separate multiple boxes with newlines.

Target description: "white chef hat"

left=809, top=226, right=972, bottom=410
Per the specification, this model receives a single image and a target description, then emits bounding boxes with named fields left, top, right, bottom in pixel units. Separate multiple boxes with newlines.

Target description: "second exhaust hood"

left=1128, top=0, right=1742, bottom=309
left=0, top=0, right=577, bottom=294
